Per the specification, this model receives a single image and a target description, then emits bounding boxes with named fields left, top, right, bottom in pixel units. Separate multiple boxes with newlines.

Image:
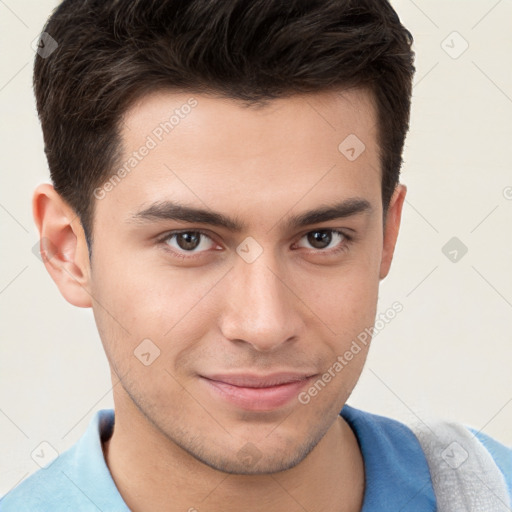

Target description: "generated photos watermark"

left=93, top=97, right=198, bottom=200
left=298, top=301, right=403, bottom=405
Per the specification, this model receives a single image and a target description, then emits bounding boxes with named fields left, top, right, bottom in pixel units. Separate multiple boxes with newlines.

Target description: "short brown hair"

left=33, top=0, right=415, bottom=249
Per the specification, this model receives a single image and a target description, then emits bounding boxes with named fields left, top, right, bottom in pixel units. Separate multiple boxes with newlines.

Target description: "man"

left=1, top=0, right=511, bottom=510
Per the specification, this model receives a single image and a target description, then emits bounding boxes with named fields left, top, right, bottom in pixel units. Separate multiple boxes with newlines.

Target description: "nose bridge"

left=219, top=250, right=302, bottom=352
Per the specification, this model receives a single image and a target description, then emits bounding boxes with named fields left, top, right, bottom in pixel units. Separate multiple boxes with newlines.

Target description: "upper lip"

left=202, top=372, right=317, bottom=388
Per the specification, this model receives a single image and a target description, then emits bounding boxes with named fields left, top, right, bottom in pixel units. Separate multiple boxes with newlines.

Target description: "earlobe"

left=379, top=184, right=407, bottom=280
left=33, top=183, right=92, bottom=308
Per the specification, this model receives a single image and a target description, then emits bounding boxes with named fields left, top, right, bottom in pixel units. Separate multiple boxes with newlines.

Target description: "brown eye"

left=297, top=229, right=346, bottom=251
left=163, top=231, right=215, bottom=254
left=176, top=232, right=201, bottom=250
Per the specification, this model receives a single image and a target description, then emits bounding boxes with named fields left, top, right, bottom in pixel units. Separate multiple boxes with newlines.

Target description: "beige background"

left=1, top=0, right=511, bottom=495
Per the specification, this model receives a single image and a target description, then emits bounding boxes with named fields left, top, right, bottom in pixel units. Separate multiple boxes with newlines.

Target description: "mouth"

left=199, top=372, right=318, bottom=411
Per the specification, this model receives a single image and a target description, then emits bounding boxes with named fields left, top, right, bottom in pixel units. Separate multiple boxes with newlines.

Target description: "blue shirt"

left=2, top=404, right=511, bottom=511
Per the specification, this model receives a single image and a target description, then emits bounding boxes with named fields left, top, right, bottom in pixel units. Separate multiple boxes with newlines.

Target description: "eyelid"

left=158, top=227, right=354, bottom=258
left=156, top=229, right=217, bottom=259
left=295, top=226, right=353, bottom=240
left=293, top=228, right=352, bottom=251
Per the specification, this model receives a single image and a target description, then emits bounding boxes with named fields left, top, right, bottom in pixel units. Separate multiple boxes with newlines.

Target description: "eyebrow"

left=129, top=197, right=373, bottom=232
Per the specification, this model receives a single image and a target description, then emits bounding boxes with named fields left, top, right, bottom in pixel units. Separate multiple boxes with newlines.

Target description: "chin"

left=178, top=428, right=323, bottom=476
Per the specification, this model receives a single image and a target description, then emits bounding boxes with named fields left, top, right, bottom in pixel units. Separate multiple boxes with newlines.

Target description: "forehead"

left=121, top=87, right=377, bottom=149
left=101, top=88, right=381, bottom=228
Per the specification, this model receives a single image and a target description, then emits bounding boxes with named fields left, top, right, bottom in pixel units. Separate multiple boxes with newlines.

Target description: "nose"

left=218, top=254, right=306, bottom=352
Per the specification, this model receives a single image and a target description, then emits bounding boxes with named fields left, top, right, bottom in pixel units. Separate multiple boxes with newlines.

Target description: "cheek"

left=294, top=252, right=380, bottom=335
left=89, top=249, right=222, bottom=371
left=91, top=241, right=184, bottom=330
left=296, top=267, right=379, bottom=406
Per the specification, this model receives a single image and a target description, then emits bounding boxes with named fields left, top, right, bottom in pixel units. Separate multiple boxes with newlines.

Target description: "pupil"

left=177, top=232, right=200, bottom=250
left=308, top=230, right=331, bottom=249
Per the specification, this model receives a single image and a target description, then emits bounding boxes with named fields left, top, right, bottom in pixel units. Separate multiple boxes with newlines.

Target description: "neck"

left=103, top=395, right=365, bottom=512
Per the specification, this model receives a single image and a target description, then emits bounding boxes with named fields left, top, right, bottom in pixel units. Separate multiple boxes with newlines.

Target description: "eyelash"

left=157, top=229, right=353, bottom=260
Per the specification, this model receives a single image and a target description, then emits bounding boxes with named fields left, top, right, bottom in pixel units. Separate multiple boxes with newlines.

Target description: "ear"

left=33, top=183, right=92, bottom=308
left=379, top=184, right=407, bottom=280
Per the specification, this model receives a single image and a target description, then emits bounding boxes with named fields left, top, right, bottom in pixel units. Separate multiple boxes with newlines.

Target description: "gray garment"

left=410, top=419, right=511, bottom=511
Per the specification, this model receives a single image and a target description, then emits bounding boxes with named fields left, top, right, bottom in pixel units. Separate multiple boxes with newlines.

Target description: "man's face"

left=87, top=88, right=401, bottom=474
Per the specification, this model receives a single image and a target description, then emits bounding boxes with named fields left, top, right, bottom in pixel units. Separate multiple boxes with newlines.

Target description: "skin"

left=33, top=87, right=406, bottom=512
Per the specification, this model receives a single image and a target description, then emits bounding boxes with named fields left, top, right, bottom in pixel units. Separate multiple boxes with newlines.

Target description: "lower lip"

left=200, top=376, right=316, bottom=411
